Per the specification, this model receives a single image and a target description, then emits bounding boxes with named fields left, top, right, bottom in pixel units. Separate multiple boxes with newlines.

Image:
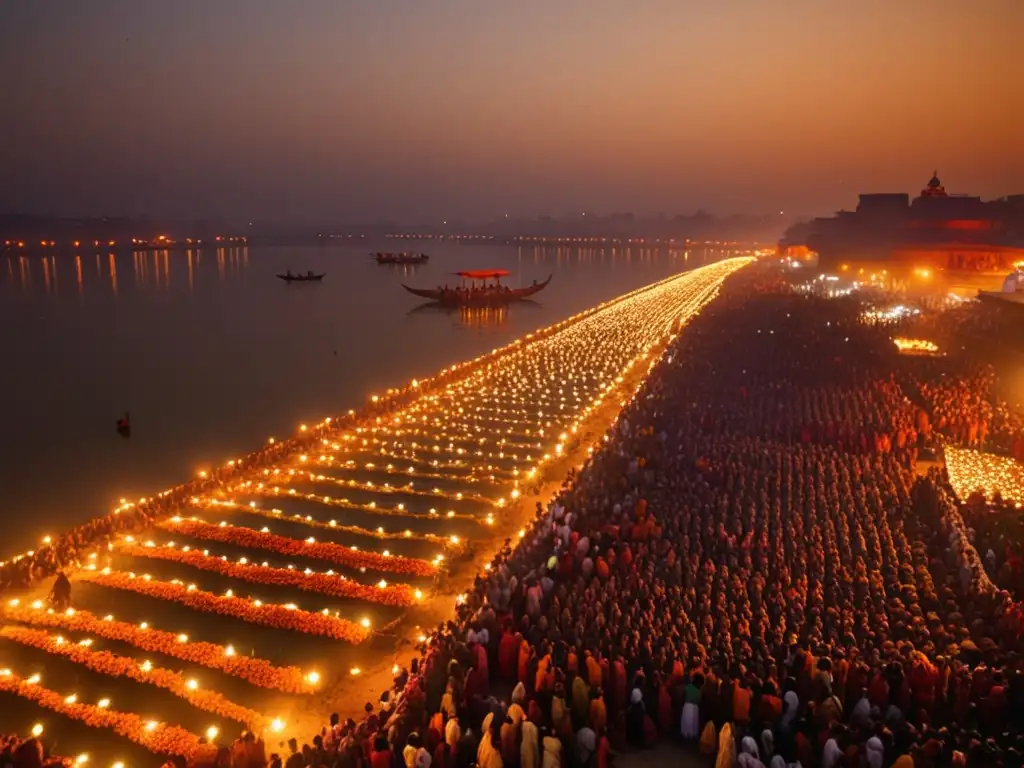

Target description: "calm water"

left=0, top=241, right=729, bottom=552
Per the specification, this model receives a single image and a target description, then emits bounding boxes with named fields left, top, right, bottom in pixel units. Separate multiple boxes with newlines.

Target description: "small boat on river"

left=402, top=269, right=551, bottom=307
left=373, top=252, right=430, bottom=265
left=277, top=271, right=325, bottom=282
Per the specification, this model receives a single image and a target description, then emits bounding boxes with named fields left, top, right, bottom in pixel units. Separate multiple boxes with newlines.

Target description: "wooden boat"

left=276, top=272, right=325, bottom=282
left=373, top=252, right=430, bottom=265
left=403, top=270, right=551, bottom=307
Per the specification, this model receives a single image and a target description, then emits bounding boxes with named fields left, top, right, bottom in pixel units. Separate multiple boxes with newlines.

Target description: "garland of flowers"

left=118, top=541, right=422, bottom=607
left=78, top=570, right=372, bottom=643
left=0, top=668, right=200, bottom=758
left=0, top=626, right=269, bottom=730
left=1, top=604, right=310, bottom=693
left=157, top=518, right=440, bottom=576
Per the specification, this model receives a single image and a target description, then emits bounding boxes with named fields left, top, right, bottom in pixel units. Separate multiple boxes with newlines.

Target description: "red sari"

left=498, top=631, right=519, bottom=681
left=658, top=684, right=673, bottom=734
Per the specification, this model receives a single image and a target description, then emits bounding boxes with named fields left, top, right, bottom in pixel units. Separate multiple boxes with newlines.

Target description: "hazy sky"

left=0, top=1, right=1020, bottom=224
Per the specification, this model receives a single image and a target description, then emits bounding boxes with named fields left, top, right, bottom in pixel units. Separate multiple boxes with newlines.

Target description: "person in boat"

left=285, top=269, right=293, bottom=278
left=307, top=270, right=314, bottom=277
left=48, top=570, right=72, bottom=610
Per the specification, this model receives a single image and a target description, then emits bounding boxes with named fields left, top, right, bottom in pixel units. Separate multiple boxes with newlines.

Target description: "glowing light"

left=892, top=337, right=939, bottom=354
left=306, top=671, right=320, bottom=685
left=206, top=726, right=219, bottom=741
left=186, top=678, right=199, bottom=690
left=946, top=447, right=1024, bottom=503
left=97, top=698, right=110, bottom=709
left=31, top=723, right=43, bottom=737
left=270, top=718, right=286, bottom=733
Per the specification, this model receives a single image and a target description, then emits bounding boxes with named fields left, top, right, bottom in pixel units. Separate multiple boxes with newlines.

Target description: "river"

left=0, top=241, right=732, bottom=552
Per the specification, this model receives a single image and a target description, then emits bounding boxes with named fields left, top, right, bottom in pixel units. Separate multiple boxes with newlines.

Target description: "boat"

left=373, top=252, right=430, bottom=265
left=276, top=272, right=325, bottom=282
left=402, top=270, right=551, bottom=307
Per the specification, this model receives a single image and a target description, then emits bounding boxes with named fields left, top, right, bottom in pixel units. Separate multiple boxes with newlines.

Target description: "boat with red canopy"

left=402, top=269, right=551, bottom=307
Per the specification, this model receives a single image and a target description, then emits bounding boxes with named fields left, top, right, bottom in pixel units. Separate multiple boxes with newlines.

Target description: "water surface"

left=0, top=241, right=729, bottom=551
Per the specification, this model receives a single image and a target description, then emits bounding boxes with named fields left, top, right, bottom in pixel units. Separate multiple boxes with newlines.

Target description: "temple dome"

left=921, top=170, right=947, bottom=198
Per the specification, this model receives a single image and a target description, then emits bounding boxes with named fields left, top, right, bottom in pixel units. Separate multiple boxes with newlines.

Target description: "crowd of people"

left=264, top=268, right=1024, bottom=768
left=18, top=265, right=1024, bottom=767
left=959, top=494, right=1024, bottom=603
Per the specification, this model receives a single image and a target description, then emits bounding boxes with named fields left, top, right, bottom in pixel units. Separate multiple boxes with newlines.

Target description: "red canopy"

left=452, top=269, right=510, bottom=279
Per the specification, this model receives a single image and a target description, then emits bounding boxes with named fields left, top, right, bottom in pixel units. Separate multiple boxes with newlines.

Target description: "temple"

left=780, top=172, right=1024, bottom=270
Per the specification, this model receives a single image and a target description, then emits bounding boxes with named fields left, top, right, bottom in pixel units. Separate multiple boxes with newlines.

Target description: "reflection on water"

left=407, top=301, right=522, bottom=330
left=1, top=247, right=250, bottom=298
left=459, top=305, right=508, bottom=328
left=0, top=245, right=727, bottom=300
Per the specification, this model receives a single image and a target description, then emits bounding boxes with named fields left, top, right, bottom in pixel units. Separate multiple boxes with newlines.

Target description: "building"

left=780, top=172, right=1024, bottom=270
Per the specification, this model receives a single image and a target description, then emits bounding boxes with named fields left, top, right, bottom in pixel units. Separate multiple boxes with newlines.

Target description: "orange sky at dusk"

left=0, top=0, right=1020, bottom=223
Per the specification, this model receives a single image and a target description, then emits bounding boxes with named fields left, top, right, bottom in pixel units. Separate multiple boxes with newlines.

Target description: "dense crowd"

left=22, top=266, right=1024, bottom=768
left=959, top=495, right=1024, bottom=603
left=886, top=301, right=1024, bottom=459
left=916, top=366, right=1024, bottom=460
left=260, top=270, right=1024, bottom=768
